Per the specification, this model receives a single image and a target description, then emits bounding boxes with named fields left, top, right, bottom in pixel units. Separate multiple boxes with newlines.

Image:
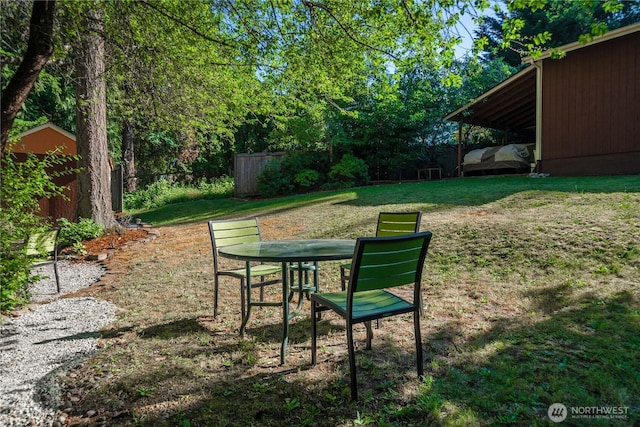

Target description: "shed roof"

left=443, top=65, right=536, bottom=131
left=443, top=22, right=640, bottom=131
left=13, top=122, right=76, bottom=155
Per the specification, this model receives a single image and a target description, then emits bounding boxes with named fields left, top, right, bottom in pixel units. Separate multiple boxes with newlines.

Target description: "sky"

left=454, top=12, right=479, bottom=58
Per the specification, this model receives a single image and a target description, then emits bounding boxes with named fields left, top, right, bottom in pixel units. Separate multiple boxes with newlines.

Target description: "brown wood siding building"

left=444, top=23, right=640, bottom=177
left=541, top=31, right=640, bottom=176
left=12, top=152, right=78, bottom=223
left=12, top=123, right=79, bottom=223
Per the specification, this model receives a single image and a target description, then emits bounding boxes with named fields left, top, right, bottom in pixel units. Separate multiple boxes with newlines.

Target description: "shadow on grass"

left=86, top=356, right=348, bottom=426
left=136, top=175, right=640, bottom=227
left=136, top=192, right=349, bottom=227
left=71, top=311, right=432, bottom=426
left=138, top=318, right=210, bottom=339
left=52, top=286, right=638, bottom=426
left=420, top=288, right=639, bottom=426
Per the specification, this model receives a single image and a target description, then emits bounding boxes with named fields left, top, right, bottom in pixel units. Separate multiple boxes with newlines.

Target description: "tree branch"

left=138, top=0, right=237, bottom=50
left=301, top=0, right=398, bottom=60
left=1, top=0, right=56, bottom=154
left=401, top=0, right=416, bottom=25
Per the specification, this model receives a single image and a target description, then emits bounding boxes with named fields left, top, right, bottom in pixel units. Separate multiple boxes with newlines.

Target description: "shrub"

left=294, top=169, right=321, bottom=189
left=124, top=176, right=234, bottom=210
left=257, top=151, right=329, bottom=197
left=257, top=159, right=294, bottom=197
left=57, top=217, right=104, bottom=249
left=197, top=176, right=235, bottom=199
left=327, top=154, right=369, bottom=188
left=0, top=150, right=77, bottom=313
left=124, top=179, right=173, bottom=210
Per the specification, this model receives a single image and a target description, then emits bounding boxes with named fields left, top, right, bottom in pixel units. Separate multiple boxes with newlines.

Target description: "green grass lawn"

left=74, top=175, right=639, bottom=426
left=133, top=175, right=640, bottom=227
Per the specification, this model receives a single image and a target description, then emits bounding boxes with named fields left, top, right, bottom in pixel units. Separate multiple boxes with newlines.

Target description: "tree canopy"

left=477, top=0, right=640, bottom=66
left=2, top=0, right=637, bottom=202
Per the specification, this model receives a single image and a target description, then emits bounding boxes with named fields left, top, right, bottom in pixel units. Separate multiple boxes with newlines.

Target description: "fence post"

left=111, top=165, right=123, bottom=213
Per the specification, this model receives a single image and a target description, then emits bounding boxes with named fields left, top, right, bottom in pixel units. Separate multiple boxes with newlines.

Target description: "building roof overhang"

left=443, top=22, right=640, bottom=132
left=523, top=22, right=640, bottom=62
left=443, top=65, right=536, bottom=131
left=17, top=122, right=76, bottom=141
left=12, top=122, right=76, bottom=155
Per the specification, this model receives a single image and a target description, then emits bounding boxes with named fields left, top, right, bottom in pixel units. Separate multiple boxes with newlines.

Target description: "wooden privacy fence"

left=234, top=152, right=285, bottom=197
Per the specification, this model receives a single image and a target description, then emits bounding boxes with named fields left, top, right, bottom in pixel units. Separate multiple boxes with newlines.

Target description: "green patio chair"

left=341, top=212, right=424, bottom=325
left=27, top=227, right=61, bottom=293
left=311, top=231, right=432, bottom=400
left=208, top=218, right=282, bottom=320
left=340, top=212, right=423, bottom=290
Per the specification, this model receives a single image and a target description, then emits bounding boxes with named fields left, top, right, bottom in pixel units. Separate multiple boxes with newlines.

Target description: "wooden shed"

left=12, top=122, right=78, bottom=222
left=445, top=23, right=640, bottom=176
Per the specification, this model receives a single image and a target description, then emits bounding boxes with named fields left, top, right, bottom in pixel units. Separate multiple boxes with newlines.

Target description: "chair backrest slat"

left=209, top=219, right=261, bottom=249
left=26, top=228, right=59, bottom=257
left=376, top=212, right=422, bottom=237
left=216, top=234, right=261, bottom=247
left=350, top=231, right=432, bottom=293
left=210, top=219, right=258, bottom=231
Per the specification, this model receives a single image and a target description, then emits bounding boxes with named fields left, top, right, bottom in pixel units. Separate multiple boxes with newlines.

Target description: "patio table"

left=218, top=239, right=355, bottom=364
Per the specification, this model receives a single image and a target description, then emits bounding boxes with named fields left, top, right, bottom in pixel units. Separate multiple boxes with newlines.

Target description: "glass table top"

left=218, top=239, right=356, bottom=262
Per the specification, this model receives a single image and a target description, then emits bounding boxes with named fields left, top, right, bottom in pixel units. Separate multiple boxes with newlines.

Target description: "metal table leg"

left=281, top=261, right=289, bottom=364
left=281, top=261, right=309, bottom=364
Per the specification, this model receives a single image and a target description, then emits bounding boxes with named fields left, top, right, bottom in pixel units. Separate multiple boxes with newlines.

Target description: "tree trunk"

left=75, top=7, right=119, bottom=230
left=1, top=0, right=56, bottom=155
left=122, top=120, right=137, bottom=192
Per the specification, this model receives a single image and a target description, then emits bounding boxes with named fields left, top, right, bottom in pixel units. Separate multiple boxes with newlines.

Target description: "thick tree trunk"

left=75, top=7, right=119, bottom=230
left=122, top=120, right=137, bottom=192
left=0, top=0, right=56, bottom=155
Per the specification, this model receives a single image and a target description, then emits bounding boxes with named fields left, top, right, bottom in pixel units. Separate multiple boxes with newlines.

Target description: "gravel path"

left=0, top=260, right=116, bottom=427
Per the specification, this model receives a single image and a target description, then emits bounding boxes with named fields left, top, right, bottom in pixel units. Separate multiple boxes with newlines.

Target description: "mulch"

left=63, top=228, right=153, bottom=260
